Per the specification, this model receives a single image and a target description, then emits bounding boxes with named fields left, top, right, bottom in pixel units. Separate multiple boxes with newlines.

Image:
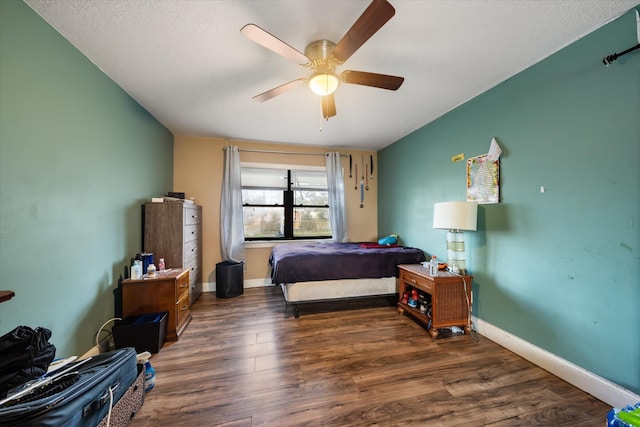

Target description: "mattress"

left=270, top=242, right=426, bottom=284
left=280, top=277, right=397, bottom=303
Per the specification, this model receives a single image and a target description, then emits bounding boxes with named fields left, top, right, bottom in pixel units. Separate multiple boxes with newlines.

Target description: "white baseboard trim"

left=203, top=278, right=271, bottom=293
left=473, top=317, right=639, bottom=408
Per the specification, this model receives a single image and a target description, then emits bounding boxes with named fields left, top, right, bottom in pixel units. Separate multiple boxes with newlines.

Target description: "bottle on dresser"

left=429, top=255, right=438, bottom=276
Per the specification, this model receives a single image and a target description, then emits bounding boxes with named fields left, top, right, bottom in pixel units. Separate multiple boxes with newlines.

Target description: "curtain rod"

left=233, top=147, right=349, bottom=157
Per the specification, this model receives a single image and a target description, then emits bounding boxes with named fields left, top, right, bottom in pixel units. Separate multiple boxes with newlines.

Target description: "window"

left=241, top=165, right=331, bottom=240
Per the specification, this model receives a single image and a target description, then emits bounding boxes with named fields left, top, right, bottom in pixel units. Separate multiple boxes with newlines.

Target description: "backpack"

left=0, top=326, right=56, bottom=398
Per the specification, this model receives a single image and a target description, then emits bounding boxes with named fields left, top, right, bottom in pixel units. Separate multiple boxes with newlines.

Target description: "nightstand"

left=121, top=268, right=191, bottom=341
left=397, top=264, right=472, bottom=337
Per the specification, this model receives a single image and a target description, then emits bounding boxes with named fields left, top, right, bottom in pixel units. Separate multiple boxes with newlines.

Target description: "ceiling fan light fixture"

left=242, top=0, right=403, bottom=118
left=308, top=72, right=340, bottom=96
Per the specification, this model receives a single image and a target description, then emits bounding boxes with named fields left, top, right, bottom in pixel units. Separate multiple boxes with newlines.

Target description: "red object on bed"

left=359, top=242, right=400, bottom=249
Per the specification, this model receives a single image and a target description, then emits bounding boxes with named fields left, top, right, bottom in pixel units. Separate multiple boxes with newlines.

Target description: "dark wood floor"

left=129, top=286, right=609, bottom=426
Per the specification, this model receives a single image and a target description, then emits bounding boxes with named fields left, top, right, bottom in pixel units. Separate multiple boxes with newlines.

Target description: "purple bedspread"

left=269, top=242, right=426, bottom=284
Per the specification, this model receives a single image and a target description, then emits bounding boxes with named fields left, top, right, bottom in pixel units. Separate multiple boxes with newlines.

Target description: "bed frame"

left=280, top=277, right=397, bottom=318
left=270, top=242, right=426, bottom=318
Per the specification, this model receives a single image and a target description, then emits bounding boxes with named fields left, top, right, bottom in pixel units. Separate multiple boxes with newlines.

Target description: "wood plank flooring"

left=129, top=287, right=609, bottom=426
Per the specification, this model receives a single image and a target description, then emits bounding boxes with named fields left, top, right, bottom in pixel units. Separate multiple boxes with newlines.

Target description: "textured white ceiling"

left=25, top=0, right=638, bottom=150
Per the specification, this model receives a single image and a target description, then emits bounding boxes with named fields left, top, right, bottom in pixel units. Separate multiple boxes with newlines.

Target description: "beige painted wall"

left=173, top=135, right=378, bottom=286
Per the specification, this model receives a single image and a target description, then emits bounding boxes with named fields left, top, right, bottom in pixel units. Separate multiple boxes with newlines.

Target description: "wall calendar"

left=467, top=154, right=500, bottom=204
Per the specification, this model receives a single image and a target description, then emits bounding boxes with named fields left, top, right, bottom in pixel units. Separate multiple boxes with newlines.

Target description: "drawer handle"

left=411, top=279, right=416, bottom=284
left=180, top=283, right=188, bottom=288
left=180, top=305, right=188, bottom=311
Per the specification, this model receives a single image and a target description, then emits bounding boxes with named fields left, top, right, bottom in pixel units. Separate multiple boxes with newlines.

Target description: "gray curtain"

left=325, top=152, right=347, bottom=242
left=220, top=146, right=245, bottom=262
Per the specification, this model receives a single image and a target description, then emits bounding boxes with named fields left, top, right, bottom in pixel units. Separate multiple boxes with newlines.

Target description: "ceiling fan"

left=241, top=0, right=404, bottom=120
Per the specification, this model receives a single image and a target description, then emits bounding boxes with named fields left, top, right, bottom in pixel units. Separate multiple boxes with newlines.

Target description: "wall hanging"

left=466, top=138, right=502, bottom=204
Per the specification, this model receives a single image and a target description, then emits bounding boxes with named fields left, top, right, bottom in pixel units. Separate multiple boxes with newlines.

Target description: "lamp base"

left=446, top=230, right=469, bottom=275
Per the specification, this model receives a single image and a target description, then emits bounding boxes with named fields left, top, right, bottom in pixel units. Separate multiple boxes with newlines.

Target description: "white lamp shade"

left=433, top=201, right=478, bottom=231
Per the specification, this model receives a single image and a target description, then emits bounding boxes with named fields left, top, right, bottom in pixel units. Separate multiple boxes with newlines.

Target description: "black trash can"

left=216, top=261, right=244, bottom=298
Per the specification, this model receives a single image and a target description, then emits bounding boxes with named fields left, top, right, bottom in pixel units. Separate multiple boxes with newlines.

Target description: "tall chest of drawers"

left=143, top=202, right=202, bottom=305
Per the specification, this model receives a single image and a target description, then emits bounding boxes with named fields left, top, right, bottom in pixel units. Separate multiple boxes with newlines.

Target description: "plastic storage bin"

left=112, top=312, right=168, bottom=354
left=216, top=261, right=244, bottom=298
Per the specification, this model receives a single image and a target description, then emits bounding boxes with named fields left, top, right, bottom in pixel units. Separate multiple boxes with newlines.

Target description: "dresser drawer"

left=184, top=256, right=199, bottom=280
left=184, top=239, right=199, bottom=262
left=189, top=264, right=200, bottom=289
left=175, top=271, right=190, bottom=300
left=401, top=270, right=433, bottom=293
left=176, top=292, right=190, bottom=329
left=184, top=206, right=201, bottom=225
left=184, top=224, right=200, bottom=243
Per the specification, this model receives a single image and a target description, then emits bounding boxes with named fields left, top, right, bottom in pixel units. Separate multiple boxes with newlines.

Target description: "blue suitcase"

left=0, top=347, right=138, bottom=427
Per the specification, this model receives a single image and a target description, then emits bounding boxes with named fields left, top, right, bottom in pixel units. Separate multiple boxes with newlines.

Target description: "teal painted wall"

left=379, top=8, right=639, bottom=394
left=0, top=1, right=174, bottom=357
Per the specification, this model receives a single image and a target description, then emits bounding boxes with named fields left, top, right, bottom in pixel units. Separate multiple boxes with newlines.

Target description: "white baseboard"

left=203, top=278, right=270, bottom=293
left=203, top=281, right=214, bottom=292
left=473, top=317, right=639, bottom=408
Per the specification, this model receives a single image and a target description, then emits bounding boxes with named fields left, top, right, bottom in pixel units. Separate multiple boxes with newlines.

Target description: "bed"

left=269, top=242, right=426, bottom=317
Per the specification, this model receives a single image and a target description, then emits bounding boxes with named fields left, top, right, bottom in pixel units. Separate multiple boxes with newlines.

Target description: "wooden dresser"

left=121, top=268, right=192, bottom=341
left=143, top=202, right=202, bottom=305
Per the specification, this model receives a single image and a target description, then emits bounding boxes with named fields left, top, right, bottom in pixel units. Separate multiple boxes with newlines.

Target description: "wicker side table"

left=397, top=264, right=472, bottom=337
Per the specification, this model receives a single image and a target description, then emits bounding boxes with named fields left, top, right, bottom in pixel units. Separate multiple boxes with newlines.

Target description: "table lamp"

left=433, top=201, right=478, bottom=274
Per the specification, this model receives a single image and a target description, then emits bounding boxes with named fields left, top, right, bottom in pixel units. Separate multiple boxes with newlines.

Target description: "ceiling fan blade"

left=331, top=0, right=395, bottom=63
left=253, top=79, right=305, bottom=102
left=241, top=24, right=309, bottom=65
left=341, top=70, right=404, bottom=90
left=322, top=94, right=336, bottom=119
